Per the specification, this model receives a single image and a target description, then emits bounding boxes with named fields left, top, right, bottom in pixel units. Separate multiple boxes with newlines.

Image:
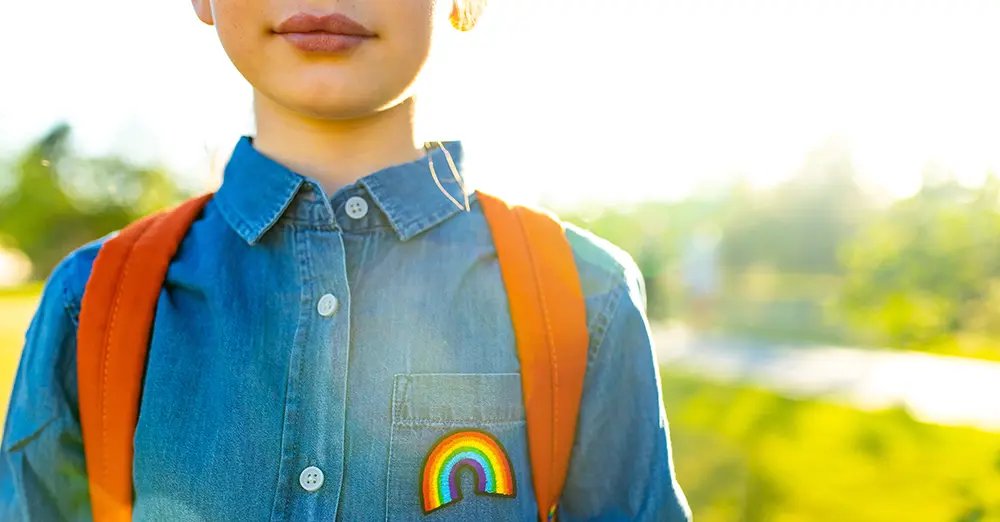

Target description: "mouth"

left=273, top=13, right=376, bottom=53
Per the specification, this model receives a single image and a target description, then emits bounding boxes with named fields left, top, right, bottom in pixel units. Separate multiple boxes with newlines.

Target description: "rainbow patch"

left=421, top=429, right=517, bottom=513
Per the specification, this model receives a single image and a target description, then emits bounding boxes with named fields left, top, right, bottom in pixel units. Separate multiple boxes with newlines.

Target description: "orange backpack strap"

left=77, top=194, right=213, bottom=522
left=478, top=191, right=589, bottom=521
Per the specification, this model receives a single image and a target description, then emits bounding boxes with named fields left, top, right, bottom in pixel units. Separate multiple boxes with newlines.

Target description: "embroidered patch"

left=420, top=429, right=517, bottom=514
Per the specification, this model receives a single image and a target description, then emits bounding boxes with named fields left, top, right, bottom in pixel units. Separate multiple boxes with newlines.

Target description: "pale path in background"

left=654, top=324, right=1000, bottom=433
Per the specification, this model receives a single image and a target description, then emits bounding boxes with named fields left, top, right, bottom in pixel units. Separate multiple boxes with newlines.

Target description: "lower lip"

left=280, top=33, right=369, bottom=53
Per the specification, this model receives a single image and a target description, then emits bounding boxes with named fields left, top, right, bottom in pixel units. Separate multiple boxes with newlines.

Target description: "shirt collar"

left=215, top=136, right=472, bottom=245
left=359, top=141, right=472, bottom=241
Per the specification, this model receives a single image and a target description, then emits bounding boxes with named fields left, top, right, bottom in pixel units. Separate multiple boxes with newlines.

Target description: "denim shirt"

left=0, top=138, right=691, bottom=522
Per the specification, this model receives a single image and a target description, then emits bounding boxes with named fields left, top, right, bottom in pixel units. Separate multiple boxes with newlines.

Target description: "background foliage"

left=0, top=124, right=189, bottom=279
left=560, top=139, right=1000, bottom=359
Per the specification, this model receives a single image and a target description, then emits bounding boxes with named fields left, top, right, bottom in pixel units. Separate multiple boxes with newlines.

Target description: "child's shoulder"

left=557, top=220, right=652, bottom=360
left=561, top=221, right=645, bottom=307
left=45, top=233, right=115, bottom=317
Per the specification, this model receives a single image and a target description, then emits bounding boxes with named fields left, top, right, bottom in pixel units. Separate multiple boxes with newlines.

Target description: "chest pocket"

left=386, top=373, right=537, bottom=521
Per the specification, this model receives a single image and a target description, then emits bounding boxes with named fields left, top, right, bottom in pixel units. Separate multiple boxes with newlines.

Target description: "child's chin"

left=273, top=77, right=412, bottom=120
left=286, top=93, right=408, bottom=121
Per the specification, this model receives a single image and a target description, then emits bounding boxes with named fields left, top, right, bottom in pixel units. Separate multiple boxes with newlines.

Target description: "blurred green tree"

left=0, top=123, right=189, bottom=280
left=722, top=137, right=874, bottom=275
left=839, top=172, right=1000, bottom=346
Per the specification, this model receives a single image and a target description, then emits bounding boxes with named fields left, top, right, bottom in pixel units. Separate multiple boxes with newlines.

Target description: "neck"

left=251, top=93, right=425, bottom=195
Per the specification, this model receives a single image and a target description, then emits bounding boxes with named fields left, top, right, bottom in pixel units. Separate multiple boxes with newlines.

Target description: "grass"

left=0, top=292, right=37, bottom=418
left=1, top=290, right=999, bottom=520
left=662, top=369, right=1000, bottom=522
left=0, top=283, right=43, bottom=299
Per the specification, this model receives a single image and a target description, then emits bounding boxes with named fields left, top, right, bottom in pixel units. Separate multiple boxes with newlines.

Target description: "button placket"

left=270, top=226, right=351, bottom=521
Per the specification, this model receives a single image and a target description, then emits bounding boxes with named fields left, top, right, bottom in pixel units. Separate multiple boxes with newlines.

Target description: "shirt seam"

left=56, top=265, right=82, bottom=426
left=61, top=273, right=81, bottom=328
left=287, top=223, right=394, bottom=235
left=391, top=419, right=527, bottom=428
left=587, top=279, right=627, bottom=368
left=268, top=226, right=308, bottom=520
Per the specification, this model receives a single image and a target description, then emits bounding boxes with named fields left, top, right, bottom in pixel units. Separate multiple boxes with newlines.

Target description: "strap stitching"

left=97, top=218, right=155, bottom=494
left=515, top=207, right=559, bottom=505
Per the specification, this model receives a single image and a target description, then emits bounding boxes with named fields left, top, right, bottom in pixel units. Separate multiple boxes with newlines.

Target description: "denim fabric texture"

left=1, top=138, right=691, bottom=521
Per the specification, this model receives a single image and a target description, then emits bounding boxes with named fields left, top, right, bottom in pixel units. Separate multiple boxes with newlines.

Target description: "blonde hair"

left=451, top=0, right=487, bottom=32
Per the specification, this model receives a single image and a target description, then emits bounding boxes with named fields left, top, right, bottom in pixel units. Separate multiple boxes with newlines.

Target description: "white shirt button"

left=299, top=466, right=324, bottom=492
left=345, top=196, right=369, bottom=219
left=317, top=294, right=339, bottom=317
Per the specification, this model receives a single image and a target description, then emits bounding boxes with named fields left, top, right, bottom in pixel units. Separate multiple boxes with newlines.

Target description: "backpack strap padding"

left=77, top=194, right=212, bottom=522
left=478, top=192, right=589, bottom=522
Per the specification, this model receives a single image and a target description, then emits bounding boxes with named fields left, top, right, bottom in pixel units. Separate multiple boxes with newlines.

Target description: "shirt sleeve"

left=559, top=267, right=692, bottom=521
left=0, top=260, right=92, bottom=521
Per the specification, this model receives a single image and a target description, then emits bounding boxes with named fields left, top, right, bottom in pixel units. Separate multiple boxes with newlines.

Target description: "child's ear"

left=191, top=0, right=214, bottom=26
left=450, top=0, right=486, bottom=32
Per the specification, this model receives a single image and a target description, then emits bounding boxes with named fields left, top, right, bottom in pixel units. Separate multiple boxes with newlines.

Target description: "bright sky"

left=1, top=0, right=999, bottom=207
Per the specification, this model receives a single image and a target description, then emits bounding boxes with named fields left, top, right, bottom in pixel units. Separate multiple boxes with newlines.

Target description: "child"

left=0, top=1, right=691, bottom=520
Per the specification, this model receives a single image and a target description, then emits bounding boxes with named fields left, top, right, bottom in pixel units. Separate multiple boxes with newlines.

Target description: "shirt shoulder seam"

left=57, top=251, right=88, bottom=329
left=586, top=278, right=628, bottom=368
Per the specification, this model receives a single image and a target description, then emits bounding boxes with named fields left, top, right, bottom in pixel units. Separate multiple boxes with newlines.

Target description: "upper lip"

left=274, top=13, right=375, bottom=36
